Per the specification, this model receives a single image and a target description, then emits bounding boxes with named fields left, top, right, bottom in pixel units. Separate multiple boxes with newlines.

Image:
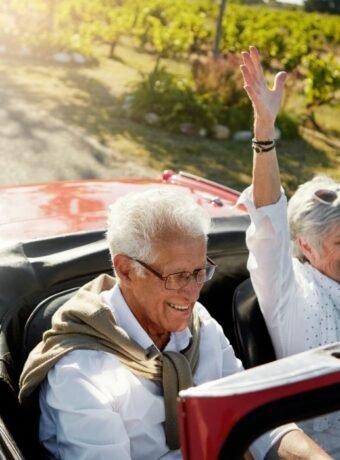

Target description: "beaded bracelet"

left=252, top=138, right=276, bottom=153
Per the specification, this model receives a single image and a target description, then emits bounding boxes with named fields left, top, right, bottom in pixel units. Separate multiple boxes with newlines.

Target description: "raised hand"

left=240, top=46, right=287, bottom=128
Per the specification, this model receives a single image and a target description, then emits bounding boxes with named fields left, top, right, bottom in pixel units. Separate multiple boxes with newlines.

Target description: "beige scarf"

left=19, top=274, right=200, bottom=450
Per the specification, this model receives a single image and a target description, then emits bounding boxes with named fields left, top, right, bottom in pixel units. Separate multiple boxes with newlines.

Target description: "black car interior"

left=0, top=214, right=275, bottom=459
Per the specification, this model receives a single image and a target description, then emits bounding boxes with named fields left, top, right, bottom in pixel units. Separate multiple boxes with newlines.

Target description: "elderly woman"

left=239, top=46, right=340, bottom=457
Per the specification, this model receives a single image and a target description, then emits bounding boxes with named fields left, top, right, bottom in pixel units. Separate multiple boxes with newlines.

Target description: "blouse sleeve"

left=239, top=186, right=301, bottom=356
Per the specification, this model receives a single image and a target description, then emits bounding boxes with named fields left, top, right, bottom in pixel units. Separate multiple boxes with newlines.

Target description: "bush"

left=127, top=54, right=254, bottom=136
left=128, top=67, right=217, bottom=133
left=276, top=112, right=300, bottom=139
left=221, top=105, right=253, bottom=132
left=192, top=54, right=246, bottom=106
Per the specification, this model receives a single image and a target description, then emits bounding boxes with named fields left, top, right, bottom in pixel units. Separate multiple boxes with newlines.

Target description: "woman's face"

left=310, top=224, right=340, bottom=283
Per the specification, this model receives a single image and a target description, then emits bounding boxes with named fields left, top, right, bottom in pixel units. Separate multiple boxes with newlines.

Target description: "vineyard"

left=0, top=0, right=339, bottom=192
left=1, top=1, right=339, bottom=60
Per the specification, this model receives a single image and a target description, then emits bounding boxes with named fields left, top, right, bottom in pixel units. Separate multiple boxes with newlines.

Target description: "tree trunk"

left=213, top=0, right=227, bottom=58
left=109, top=37, right=119, bottom=58
left=154, top=54, right=162, bottom=73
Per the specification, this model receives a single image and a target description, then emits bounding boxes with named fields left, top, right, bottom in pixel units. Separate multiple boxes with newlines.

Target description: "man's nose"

left=179, top=276, right=202, bottom=299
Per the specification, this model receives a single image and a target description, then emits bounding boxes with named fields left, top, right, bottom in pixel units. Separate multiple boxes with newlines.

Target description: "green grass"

left=0, top=44, right=339, bottom=197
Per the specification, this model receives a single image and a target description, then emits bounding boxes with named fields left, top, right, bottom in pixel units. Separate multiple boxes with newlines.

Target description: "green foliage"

left=129, top=54, right=255, bottom=135
left=1, top=0, right=339, bottom=136
left=303, top=53, right=340, bottom=107
left=220, top=5, right=340, bottom=68
left=192, top=54, right=245, bottom=106
left=129, top=67, right=217, bottom=133
left=222, top=105, right=253, bottom=132
left=133, top=0, right=214, bottom=59
left=276, top=112, right=300, bottom=139
left=190, top=54, right=251, bottom=131
left=2, top=0, right=339, bottom=66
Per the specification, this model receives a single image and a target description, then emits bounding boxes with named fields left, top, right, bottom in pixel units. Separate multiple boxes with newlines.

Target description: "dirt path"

left=0, top=86, right=158, bottom=186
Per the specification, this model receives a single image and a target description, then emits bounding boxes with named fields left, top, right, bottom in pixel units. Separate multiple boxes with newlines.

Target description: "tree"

left=303, top=53, right=340, bottom=130
left=304, top=0, right=340, bottom=14
left=213, top=0, right=227, bottom=57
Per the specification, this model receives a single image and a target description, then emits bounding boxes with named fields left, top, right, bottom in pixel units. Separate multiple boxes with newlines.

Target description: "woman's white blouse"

left=240, top=185, right=340, bottom=456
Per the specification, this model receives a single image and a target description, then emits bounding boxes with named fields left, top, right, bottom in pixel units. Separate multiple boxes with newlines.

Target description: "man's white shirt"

left=39, top=283, right=295, bottom=460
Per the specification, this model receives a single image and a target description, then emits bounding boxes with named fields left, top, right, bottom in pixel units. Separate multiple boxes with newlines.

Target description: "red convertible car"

left=0, top=170, right=339, bottom=460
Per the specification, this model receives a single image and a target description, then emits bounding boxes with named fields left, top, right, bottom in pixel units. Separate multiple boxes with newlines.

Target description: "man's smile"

left=168, top=302, right=191, bottom=311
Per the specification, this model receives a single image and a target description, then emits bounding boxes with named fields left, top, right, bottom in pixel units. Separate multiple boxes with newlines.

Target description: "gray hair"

left=287, top=175, right=340, bottom=261
left=106, top=187, right=211, bottom=272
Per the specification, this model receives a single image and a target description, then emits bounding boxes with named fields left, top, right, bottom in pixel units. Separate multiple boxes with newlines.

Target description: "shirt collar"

left=102, top=284, right=192, bottom=353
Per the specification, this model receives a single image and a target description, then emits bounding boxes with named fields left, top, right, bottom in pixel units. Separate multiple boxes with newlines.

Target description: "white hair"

left=287, top=175, right=340, bottom=261
left=106, top=187, right=211, bottom=273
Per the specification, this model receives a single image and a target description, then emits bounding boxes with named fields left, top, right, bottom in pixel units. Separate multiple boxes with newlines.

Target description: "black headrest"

left=22, top=287, right=79, bottom=364
left=232, top=278, right=276, bottom=369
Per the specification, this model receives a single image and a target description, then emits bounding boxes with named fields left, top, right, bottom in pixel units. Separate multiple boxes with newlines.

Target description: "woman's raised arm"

left=240, top=46, right=287, bottom=208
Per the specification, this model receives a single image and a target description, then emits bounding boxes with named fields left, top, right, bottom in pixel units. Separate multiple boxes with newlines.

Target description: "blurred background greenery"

left=0, top=0, right=339, bottom=195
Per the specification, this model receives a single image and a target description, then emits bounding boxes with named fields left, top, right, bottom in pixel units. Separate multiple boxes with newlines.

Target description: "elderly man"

left=239, top=46, right=340, bottom=457
left=19, top=188, right=330, bottom=459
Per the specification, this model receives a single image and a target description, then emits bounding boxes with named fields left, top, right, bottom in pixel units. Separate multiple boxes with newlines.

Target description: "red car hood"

left=0, top=172, right=246, bottom=242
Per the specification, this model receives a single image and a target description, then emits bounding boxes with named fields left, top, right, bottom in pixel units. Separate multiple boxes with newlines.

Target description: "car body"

left=0, top=170, right=246, bottom=242
left=0, top=170, right=339, bottom=460
left=179, top=343, right=340, bottom=460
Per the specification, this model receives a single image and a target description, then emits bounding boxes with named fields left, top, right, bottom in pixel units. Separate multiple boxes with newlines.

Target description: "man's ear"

left=113, top=254, right=134, bottom=285
left=297, top=236, right=317, bottom=264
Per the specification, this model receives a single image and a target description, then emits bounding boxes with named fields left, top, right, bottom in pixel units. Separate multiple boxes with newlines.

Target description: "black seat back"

left=0, top=231, right=111, bottom=458
left=22, top=288, right=79, bottom=365
left=232, top=278, right=276, bottom=369
left=200, top=216, right=251, bottom=350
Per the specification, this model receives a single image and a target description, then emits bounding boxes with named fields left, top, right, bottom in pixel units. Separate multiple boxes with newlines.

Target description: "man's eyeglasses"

left=132, top=256, right=217, bottom=290
left=313, top=188, right=340, bottom=206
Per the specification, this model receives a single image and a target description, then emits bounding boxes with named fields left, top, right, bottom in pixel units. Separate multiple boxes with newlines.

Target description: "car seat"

left=19, top=288, right=80, bottom=460
left=22, top=288, right=79, bottom=364
left=232, top=278, right=276, bottom=369
left=0, top=231, right=111, bottom=459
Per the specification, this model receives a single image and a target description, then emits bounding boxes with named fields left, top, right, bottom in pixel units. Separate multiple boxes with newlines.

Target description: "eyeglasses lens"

left=165, top=266, right=216, bottom=290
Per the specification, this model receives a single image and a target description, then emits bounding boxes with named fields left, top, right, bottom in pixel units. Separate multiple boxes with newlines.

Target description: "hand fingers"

left=249, top=46, right=265, bottom=79
left=241, top=51, right=260, bottom=84
left=240, top=64, right=261, bottom=107
left=240, top=64, right=253, bottom=87
left=243, top=46, right=265, bottom=84
left=273, top=71, right=287, bottom=92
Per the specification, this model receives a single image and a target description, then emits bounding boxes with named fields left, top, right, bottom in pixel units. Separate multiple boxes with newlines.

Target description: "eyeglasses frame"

left=132, top=256, right=217, bottom=290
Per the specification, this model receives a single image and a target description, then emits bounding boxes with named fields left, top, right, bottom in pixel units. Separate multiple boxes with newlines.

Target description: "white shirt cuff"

left=238, top=185, right=288, bottom=236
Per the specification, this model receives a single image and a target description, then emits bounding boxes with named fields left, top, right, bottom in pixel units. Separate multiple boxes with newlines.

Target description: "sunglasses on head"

left=313, top=188, right=340, bottom=206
